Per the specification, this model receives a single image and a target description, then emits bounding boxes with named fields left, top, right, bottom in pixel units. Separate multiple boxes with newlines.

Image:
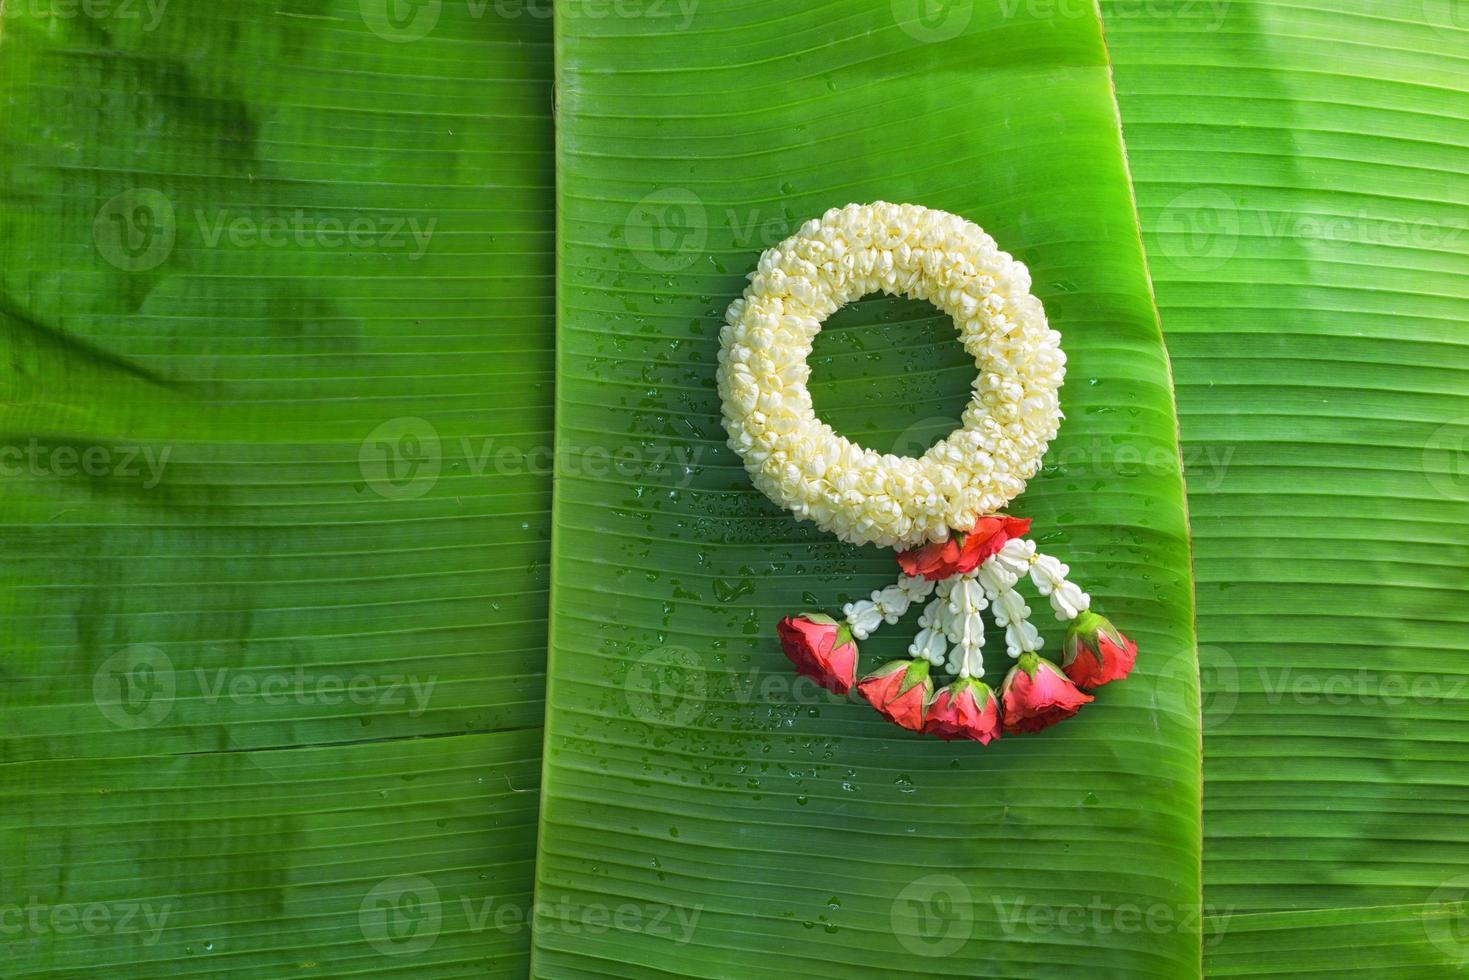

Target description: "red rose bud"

left=1000, top=652, right=1093, bottom=734
left=777, top=613, right=858, bottom=695
left=1062, top=611, right=1137, bottom=688
left=857, top=659, right=932, bottom=731
left=923, top=678, right=1002, bottom=744
left=896, top=516, right=1032, bottom=581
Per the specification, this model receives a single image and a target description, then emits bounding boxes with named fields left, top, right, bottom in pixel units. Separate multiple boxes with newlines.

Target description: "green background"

left=1, top=0, right=1465, bottom=977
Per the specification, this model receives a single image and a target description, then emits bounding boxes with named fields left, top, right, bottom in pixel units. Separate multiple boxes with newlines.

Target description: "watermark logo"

left=893, top=0, right=973, bottom=43
left=93, top=645, right=175, bottom=730
left=360, top=875, right=443, bottom=956
left=1154, top=643, right=1236, bottom=732
left=890, top=415, right=960, bottom=457
left=1426, top=873, right=1469, bottom=963
left=626, top=188, right=708, bottom=273
left=1424, top=416, right=1469, bottom=501
left=625, top=645, right=706, bottom=727
left=94, top=189, right=176, bottom=272
left=360, top=0, right=443, bottom=42
left=360, top=417, right=443, bottom=500
left=1195, top=644, right=1239, bottom=731
left=1427, top=875, right=1469, bottom=963
left=891, top=874, right=972, bottom=957
left=1156, top=188, right=1240, bottom=273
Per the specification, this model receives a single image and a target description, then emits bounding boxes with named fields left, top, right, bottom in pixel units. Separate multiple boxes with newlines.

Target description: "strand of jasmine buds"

left=906, top=574, right=988, bottom=678
left=1027, top=549, right=1090, bottom=621
left=945, top=573, right=987, bottom=678
left=908, top=579, right=954, bottom=668
left=977, top=537, right=1094, bottom=658
left=978, top=539, right=1043, bottom=658
left=839, top=538, right=1091, bottom=669
left=842, top=573, right=935, bottom=641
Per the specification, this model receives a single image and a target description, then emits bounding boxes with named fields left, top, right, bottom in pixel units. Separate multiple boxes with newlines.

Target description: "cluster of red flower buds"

left=776, top=518, right=1136, bottom=743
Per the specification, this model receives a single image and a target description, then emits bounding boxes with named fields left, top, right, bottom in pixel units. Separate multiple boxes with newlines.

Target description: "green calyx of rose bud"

left=1016, top=650, right=1042, bottom=679
left=898, top=658, right=930, bottom=695
left=795, top=612, right=855, bottom=651
left=869, top=658, right=930, bottom=695
left=1064, top=610, right=1123, bottom=665
left=949, top=676, right=990, bottom=698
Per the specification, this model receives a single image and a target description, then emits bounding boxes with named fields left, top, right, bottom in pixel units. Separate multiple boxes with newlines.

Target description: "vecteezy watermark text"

left=1000, top=0, right=1231, bottom=28
left=93, top=189, right=438, bottom=272
left=359, top=416, right=704, bottom=500
left=1156, top=187, right=1469, bottom=272
left=993, top=895, right=1236, bottom=947
left=194, top=209, right=436, bottom=260
left=0, top=898, right=171, bottom=946
left=894, top=0, right=1232, bottom=45
left=359, top=875, right=701, bottom=957
left=624, top=188, right=815, bottom=272
left=1045, top=437, right=1235, bottom=491
left=93, top=645, right=438, bottom=730
left=2, top=0, right=169, bottom=30
left=359, top=0, right=699, bottom=43
left=0, top=440, right=170, bottom=489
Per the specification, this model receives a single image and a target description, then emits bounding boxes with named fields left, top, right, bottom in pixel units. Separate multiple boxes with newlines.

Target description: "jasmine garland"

left=717, top=201, right=1064, bottom=550
left=725, top=202, right=1136, bottom=742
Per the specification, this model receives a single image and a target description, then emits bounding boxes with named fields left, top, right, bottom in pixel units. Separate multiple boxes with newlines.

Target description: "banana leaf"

left=537, top=2, right=1200, bottom=976
left=6, top=0, right=1462, bottom=977
left=1104, top=0, right=1469, bottom=973
left=0, top=0, right=553, bottom=974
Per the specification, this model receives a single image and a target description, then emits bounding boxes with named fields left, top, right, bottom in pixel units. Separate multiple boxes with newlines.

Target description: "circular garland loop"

left=716, top=201, right=1066, bottom=551
left=719, top=202, right=1139, bottom=744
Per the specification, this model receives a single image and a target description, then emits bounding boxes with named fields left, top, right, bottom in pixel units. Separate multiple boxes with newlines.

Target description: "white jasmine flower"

left=1028, top=554, right=1070, bottom=592
left=990, top=587, right=1031, bottom=628
left=872, top=584, right=912, bottom=623
left=1005, top=618, right=1044, bottom=658
left=909, top=627, right=948, bottom=665
left=843, top=600, right=884, bottom=640
left=897, top=575, right=936, bottom=602
left=948, top=576, right=988, bottom=617
left=1047, top=580, right=1091, bottom=621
